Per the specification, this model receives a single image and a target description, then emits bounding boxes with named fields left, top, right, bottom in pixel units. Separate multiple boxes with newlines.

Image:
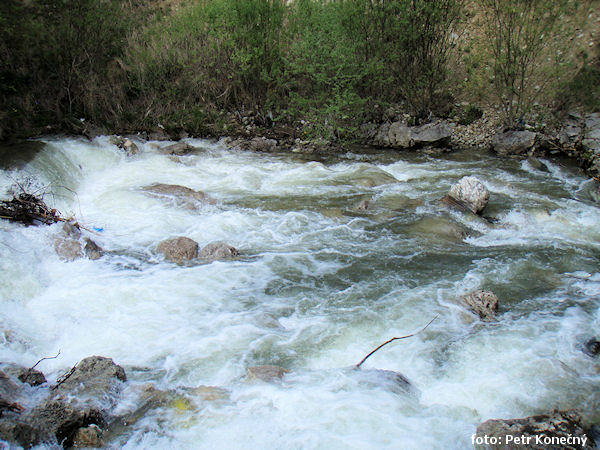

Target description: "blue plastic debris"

left=93, top=227, right=104, bottom=232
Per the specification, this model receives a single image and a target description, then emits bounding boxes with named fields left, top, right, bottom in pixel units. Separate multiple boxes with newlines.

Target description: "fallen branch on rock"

left=355, top=315, right=438, bottom=369
left=51, top=365, right=77, bottom=391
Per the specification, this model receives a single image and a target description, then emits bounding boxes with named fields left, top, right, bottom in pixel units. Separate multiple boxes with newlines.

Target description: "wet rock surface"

left=158, top=142, right=197, bottom=156
left=246, top=365, right=289, bottom=382
left=142, top=183, right=214, bottom=210
left=2, top=364, right=46, bottom=387
left=461, top=290, right=499, bottom=320
left=0, top=356, right=127, bottom=448
left=157, top=236, right=199, bottom=264
left=54, top=356, right=127, bottom=398
left=54, top=222, right=103, bottom=262
left=474, top=410, right=595, bottom=450
left=198, top=242, right=239, bottom=261
left=109, top=136, right=139, bottom=156
left=448, top=176, right=490, bottom=215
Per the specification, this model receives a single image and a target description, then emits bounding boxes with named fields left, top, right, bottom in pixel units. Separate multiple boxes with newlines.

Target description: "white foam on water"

left=0, top=138, right=598, bottom=449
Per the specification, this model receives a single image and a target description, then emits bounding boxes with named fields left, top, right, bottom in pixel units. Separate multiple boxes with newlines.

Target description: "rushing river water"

left=0, top=136, right=599, bottom=449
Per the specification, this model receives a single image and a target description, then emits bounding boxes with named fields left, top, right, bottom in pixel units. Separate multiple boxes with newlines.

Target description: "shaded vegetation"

left=0, top=0, right=597, bottom=141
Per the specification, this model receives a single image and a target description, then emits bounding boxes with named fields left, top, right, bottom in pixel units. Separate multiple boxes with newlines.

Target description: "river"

left=0, top=136, right=599, bottom=449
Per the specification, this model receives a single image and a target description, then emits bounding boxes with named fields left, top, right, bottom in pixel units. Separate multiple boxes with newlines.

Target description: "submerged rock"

left=408, top=216, right=469, bottom=242
left=461, top=290, right=499, bottom=320
left=72, top=425, right=104, bottom=448
left=474, top=410, right=594, bottom=450
left=142, top=183, right=214, bottom=210
left=109, top=136, right=139, bottom=156
left=352, top=369, right=417, bottom=397
left=198, top=242, right=239, bottom=261
left=527, top=156, right=549, bottom=172
left=246, top=365, right=289, bottom=382
left=352, top=198, right=371, bottom=212
left=54, top=222, right=103, bottom=261
left=492, top=130, right=537, bottom=156
left=0, top=419, right=45, bottom=448
left=583, top=337, right=600, bottom=357
left=158, top=142, right=197, bottom=156
left=54, top=237, right=84, bottom=261
left=157, top=237, right=199, bottom=264
left=104, top=383, right=230, bottom=442
left=84, top=238, right=104, bottom=260
left=448, top=176, right=490, bottom=215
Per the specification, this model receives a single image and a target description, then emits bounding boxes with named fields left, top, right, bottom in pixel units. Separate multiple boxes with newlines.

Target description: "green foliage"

left=0, top=0, right=131, bottom=134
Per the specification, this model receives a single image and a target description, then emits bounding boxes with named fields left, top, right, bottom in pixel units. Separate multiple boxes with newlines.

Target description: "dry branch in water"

left=355, top=316, right=438, bottom=369
left=0, top=193, right=63, bottom=226
left=52, top=365, right=77, bottom=391
left=24, top=350, right=61, bottom=380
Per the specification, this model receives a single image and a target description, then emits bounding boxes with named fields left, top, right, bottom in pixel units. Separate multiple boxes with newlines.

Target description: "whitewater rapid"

left=0, top=136, right=599, bottom=449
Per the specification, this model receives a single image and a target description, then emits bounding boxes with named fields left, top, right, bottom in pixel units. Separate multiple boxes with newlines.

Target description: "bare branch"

left=355, top=315, right=438, bottom=369
left=27, top=350, right=61, bottom=373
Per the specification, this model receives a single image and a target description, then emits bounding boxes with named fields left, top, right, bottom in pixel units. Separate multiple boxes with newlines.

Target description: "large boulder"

left=461, top=289, right=499, bottom=320
left=142, top=183, right=214, bottom=210
left=474, top=410, right=594, bottom=450
left=157, top=237, right=199, bottom=264
left=198, top=242, right=239, bottom=261
left=492, top=130, right=537, bottom=156
left=375, top=120, right=454, bottom=148
left=448, top=176, right=490, bottom=214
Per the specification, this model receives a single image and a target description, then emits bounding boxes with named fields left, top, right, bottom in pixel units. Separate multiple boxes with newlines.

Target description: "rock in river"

left=142, top=183, right=214, bottom=210
left=448, top=176, right=490, bottom=215
left=461, top=289, right=498, bottom=320
left=157, top=237, right=199, bottom=264
left=198, top=242, right=239, bottom=261
left=474, top=410, right=594, bottom=450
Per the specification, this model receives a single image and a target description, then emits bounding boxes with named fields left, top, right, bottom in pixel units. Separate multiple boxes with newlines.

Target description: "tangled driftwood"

left=0, top=193, right=63, bottom=226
